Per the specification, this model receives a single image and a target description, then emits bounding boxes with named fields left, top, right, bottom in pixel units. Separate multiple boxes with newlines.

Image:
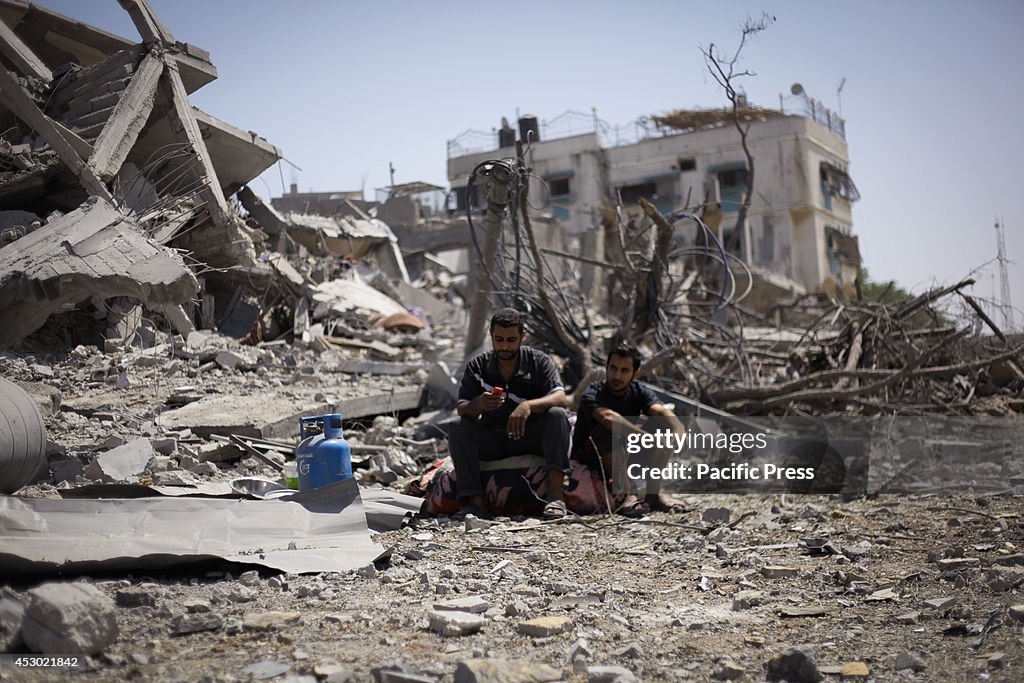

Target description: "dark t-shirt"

left=572, top=380, right=660, bottom=456
left=458, top=346, right=564, bottom=428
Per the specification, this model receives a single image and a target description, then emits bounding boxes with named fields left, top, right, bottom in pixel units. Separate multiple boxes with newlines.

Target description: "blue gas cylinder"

left=295, top=413, right=352, bottom=491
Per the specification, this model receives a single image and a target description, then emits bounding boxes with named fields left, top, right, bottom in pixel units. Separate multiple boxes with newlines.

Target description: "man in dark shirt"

left=573, top=343, right=685, bottom=514
left=447, top=308, right=571, bottom=518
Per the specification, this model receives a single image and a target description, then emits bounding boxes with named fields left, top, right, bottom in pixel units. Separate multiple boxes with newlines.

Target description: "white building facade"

left=447, top=106, right=859, bottom=293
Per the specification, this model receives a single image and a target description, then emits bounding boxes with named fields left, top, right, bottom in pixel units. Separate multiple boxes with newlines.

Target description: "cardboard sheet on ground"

left=0, top=479, right=381, bottom=574
left=55, top=483, right=423, bottom=531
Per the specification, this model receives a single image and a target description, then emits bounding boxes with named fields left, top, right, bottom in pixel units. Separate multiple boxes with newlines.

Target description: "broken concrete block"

left=0, top=589, right=25, bottom=651
left=761, top=565, right=800, bottom=579
left=586, top=665, right=638, bottom=683
left=732, top=590, right=766, bottom=611
left=986, top=566, right=1024, bottom=592
left=21, top=581, right=118, bottom=655
left=242, top=611, right=301, bottom=632
left=924, top=596, right=956, bottom=611
left=433, top=596, right=490, bottom=614
left=169, top=613, right=223, bottom=636
left=215, top=350, right=248, bottom=371
left=84, top=437, right=154, bottom=482
left=702, top=507, right=732, bottom=525
left=428, top=610, right=485, bottom=637
left=895, top=652, right=926, bottom=672
left=765, top=645, right=823, bottom=683
left=453, top=658, right=562, bottom=683
left=0, top=198, right=199, bottom=350
left=517, top=616, right=570, bottom=637
left=840, top=661, right=869, bottom=677
left=712, top=659, right=745, bottom=680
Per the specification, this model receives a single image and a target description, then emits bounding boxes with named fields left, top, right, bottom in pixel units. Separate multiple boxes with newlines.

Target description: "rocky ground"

left=2, top=341, right=1024, bottom=682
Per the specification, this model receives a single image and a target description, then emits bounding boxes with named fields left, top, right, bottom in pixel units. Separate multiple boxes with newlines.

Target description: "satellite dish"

left=791, top=83, right=805, bottom=96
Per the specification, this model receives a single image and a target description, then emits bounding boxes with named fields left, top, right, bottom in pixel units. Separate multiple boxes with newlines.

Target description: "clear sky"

left=38, top=1, right=1024, bottom=327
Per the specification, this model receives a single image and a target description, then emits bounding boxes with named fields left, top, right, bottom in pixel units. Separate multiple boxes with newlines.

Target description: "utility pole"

left=995, top=217, right=1015, bottom=331
left=388, top=162, right=396, bottom=193
left=463, top=161, right=513, bottom=355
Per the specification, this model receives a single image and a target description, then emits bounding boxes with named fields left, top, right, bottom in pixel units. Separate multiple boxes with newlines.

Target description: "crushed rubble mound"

left=1, top=2, right=1022, bottom=682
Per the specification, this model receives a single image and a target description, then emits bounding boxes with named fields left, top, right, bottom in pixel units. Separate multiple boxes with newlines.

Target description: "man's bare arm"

left=456, top=392, right=504, bottom=419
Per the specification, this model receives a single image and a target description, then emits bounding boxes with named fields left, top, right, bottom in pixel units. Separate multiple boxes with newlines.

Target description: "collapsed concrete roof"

left=0, top=0, right=281, bottom=270
left=0, top=196, right=199, bottom=350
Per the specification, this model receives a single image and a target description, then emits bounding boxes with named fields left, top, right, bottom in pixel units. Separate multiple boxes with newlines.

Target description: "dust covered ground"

left=4, top=491, right=1023, bottom=682
left=2, top=348, right=1023, bottom=682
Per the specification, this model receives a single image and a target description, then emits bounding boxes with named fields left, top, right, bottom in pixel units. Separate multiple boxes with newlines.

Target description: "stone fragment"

left=428, top=610, right=485, bottom=637
left=712, top=659, right=744, bottom=680
left=115, top=587, right=157, bottom=608
left=215, top=350, right=247, bottom=370
left=936, top=557, right=980, bottom=569
left=0, top=589, right=25, bottom=651
left=21, top=581, right=118, bottom=655
left=761, top=565, right=800, bottom=579
left=377, top=671, right=436, bottom=683
left=702, top=507, right=732, bottom=524
left=586, top=665, right=638, bottom=683
left=243, top=660, right=290, bottom=680
left=894, top=611, right=920, bottom=624
left=244, top=611, right=301, bottom=632
left=765, top=645, right=823, bottom=683
left=569, top=637, right=592, bottom=662
left=85, top=437, right=154, bottom=482
left=454, top=658, right=562, bottom=682
left=314, top=664, right=357, bottom=683
left=895, top=652, right=926, bottom=672
left=840, top=661, right=869, bottom=677
left=517, top=616, right=570, bottom=637
left=986, top=652, right=1006, bottom=669
left=183, top=599, right=211, bottom=613
left=614, top=642, right=643, bottom=659
left=986, top=566, right=1024, bottom=592
left=504, top=601, right=528, bottom=617
left=924, top=596, right=956, bottom=611
left=169, top=613, right=223, bottom=636
left=864, top=587, right=898, bottom=602
left=1009, top=604, right=1024, bottom=622
left=434, top=596, right=490, bottom=614
left=732, top=590, right=766, bottom=610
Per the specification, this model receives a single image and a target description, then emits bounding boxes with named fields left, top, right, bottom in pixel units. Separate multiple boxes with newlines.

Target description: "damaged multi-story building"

left=446, top=91, right=861, bottom=297
left=0, top=0, right=282, bottom=350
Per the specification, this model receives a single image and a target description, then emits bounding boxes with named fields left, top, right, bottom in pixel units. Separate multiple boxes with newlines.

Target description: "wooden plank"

left=0, top=16, right=53, bottom=81
left=0, top=65, right=112, bottom=201
left=88, top=48, right=163, bottom=180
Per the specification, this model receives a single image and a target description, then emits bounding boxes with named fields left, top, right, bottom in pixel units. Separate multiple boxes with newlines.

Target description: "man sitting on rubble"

left=572, top=342, right=685, bottom=515
left=447, top=308, right=571, bottom=519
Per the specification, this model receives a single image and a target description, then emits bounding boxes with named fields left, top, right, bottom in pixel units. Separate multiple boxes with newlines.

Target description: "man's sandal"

left=617, top=500, right=650, bottom=518
left=542, top=499, right=568, bottom=519
left=646, top=497, right=686, bottom=513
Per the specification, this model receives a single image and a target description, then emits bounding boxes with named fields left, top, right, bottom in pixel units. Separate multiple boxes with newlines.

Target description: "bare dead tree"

left=700, top=13, right=775, bottom=262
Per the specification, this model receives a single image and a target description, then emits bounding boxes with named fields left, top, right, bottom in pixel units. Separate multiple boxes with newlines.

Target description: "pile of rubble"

left=2, top=2, right=1023, bottom=682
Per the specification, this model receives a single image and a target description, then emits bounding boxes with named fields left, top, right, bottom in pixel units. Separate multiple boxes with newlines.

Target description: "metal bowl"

left=229, top=477, right=288, bottom=499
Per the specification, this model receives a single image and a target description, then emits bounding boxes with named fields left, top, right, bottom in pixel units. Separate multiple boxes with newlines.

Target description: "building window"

left=821, top=181, right=833, bottom=211
left=820, top=162, right=860, bottom=203
left=618, top=181, right=657, bottom=204
left=717, top=168, right=748, bottom=214
left=548, top=176, right=571, bottom=198
left=448, top=185, right=480, bottom=213
left=677, top=157, right=696, bottom=172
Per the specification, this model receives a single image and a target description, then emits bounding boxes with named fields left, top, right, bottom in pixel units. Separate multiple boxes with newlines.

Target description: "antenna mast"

left=996, top=217, right=1015, bottom=331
